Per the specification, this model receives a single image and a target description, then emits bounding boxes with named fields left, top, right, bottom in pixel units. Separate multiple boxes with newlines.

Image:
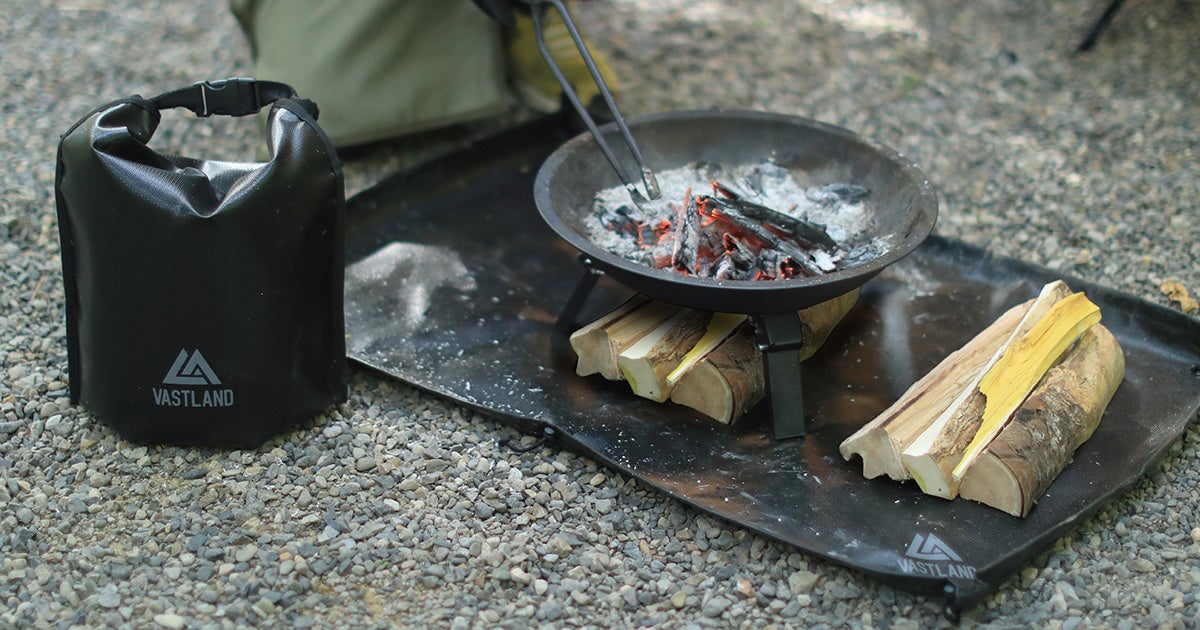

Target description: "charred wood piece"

left=669, top=188, right=700, bottom=273
left=703, top=198, right=823, bottom=277
left=705, top=194, right=838, bottom=252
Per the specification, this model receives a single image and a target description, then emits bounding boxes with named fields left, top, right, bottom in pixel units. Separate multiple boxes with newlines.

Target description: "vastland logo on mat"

left=898, top=533, right=977, bottom=579
left=152, top=349, right=235, bottom=408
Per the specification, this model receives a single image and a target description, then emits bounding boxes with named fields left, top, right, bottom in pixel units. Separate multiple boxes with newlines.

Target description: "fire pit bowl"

left=534, top=109, right=938, bottom=314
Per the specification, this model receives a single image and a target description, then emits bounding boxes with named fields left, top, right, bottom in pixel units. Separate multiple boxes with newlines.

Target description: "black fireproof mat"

left=343, top=113, right=1200, bottom=614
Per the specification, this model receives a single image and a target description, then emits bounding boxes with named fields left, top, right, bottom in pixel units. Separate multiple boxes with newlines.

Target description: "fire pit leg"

left=752, top=312, right=807, bottom=440
left=555, top=256, right=603, bottom=334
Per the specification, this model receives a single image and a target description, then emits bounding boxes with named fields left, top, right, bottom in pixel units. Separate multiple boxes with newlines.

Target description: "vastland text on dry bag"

left=55, top=79, right=347, bottom=447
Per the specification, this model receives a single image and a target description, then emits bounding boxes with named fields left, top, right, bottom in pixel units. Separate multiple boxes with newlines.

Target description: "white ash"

left=586, top=161, right=889, bottom=274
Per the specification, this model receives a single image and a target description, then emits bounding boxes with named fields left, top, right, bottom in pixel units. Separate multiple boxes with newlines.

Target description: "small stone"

left=235, top=545, right=258, bottom=563
left=97, top=584, right=121, bottom=608
left=671, top=591, right=687, bottom=609
left=317, top=526, right=338, bottom=542
left=181, top=468, right=207, bottom=480
left=619, top=585, right=638, bottom=608
left=1128, top=557, right=1157, bottom=573
left=187, top=534, right=208, bottom=553
left=510, top=567, right=532, bottom=584
left=154, top=613, right=185, bottom=629
left=533, top=579, right=548, bottom=595
left=788, top=570, right=819, bottom=595
left=1191, top=527, right=1200, bottom=544
left=702, top=595, right=732, bottom=617
left=354, top=457, right=377, bottom=472
left=44, top=414, right=70, bottom=436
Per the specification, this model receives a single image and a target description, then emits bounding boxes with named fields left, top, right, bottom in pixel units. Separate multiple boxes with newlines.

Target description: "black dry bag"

left=54, top=79, right=347, bottom=447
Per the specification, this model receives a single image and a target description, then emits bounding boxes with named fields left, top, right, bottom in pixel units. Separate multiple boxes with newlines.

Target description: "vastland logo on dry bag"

left=152, top=349, right=235, bottom=408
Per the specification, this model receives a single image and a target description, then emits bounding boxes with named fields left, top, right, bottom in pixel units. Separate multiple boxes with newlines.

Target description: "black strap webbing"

left=151, top=78, right=316, bottom=118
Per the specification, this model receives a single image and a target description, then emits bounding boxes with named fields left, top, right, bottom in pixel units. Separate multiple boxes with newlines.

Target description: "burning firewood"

left=569, top=289, right=859, bottom=423
left=839, top=280, right=1125, bottom=517
left=590, top=162, right=868, bottom=282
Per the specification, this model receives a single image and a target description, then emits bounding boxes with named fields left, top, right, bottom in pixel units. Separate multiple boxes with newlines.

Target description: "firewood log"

left=950, top=292, right=1101, bottom=481
left=900, top=280, right=1079, bottom=498
left=668, top=321, right=764, bottom=424
left=570, top=289, right=859, bottom=422
left=569, top=296, right=679, bottom=380
left=668, top=288, right=859, bottom=423
left=617, top=308, right=715, bottom=402
left=838, top=294, right=1039, bottom=480
left=958, top=324, right=1124, bottom=516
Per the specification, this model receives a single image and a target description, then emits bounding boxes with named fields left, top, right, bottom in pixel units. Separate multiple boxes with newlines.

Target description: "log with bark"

left=837, top=293, right=1040, bottom=481
left=569, top=289, right=859, bottom=423
left=900, top=280, right=1079, bottom=498
left=958, top=324, right=1124, bottom=516
left=839, top=280, right=1125, bottom=517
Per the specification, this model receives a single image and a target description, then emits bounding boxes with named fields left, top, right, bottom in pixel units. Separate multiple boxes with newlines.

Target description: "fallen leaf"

left=1160, top=279, right=1199, bottom=314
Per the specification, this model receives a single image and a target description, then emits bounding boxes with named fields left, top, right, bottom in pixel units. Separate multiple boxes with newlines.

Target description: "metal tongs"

left=473, top=0, right=661, bottom=205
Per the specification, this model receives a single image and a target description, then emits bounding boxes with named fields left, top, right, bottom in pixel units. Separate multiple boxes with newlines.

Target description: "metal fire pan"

left=533, top=109, right=938, bottom=313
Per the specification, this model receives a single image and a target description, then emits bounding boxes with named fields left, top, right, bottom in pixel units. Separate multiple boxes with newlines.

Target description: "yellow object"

left=666, top=313, right=748, bottom=386
left=505, top=6, right=620, bottom=111
left=952, top=292, right=1102, bottom=479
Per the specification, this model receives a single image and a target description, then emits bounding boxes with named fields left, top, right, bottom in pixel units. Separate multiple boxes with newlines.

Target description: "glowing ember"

left=586, top=161, right=881, bottom=281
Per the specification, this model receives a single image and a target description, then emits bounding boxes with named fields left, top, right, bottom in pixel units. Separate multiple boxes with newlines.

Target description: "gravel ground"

left=3, top=0, right=1199, bottom=628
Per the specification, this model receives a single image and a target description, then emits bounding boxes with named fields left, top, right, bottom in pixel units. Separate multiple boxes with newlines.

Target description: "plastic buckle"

left=194, top=78, right=262, bottom=117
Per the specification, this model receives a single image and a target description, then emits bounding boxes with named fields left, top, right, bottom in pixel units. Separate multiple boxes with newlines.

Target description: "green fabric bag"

left=230, top=0, right=509, bottom=148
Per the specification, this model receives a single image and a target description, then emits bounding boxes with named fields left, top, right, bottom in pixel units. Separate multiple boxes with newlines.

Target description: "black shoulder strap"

left=150, top=78, right=318, bottom=119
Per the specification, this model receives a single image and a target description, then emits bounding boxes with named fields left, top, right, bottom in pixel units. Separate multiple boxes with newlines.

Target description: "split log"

left=958, top=324, right=1124, bottom=516
left=838, top=295, right=1039, bottom=480
left=569, top=296, right=679, bottom=380
left=899, top=280, right=1077, bottom=498
left=668, top=320, right=764, bottom=423
left=950, top=292, right=1102, bottom=482
left=570, top=289, right=859, bottom=422
left=617, top=308, right=714, bottom=402
left=668, top=288, right=859, bottom=423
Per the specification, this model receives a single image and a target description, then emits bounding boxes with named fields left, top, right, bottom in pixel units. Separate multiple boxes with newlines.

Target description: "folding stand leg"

left=752, top=312, right=807, bottom=440
left=555, top=256, right=603, bottom=334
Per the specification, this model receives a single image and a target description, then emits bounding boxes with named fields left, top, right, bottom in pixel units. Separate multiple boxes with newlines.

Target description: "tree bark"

left=839, top=293, right=1038, bottom=480
left=958, top=324, right=1124, bottom=516
left=899, top=280, right=1075, bottom=498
